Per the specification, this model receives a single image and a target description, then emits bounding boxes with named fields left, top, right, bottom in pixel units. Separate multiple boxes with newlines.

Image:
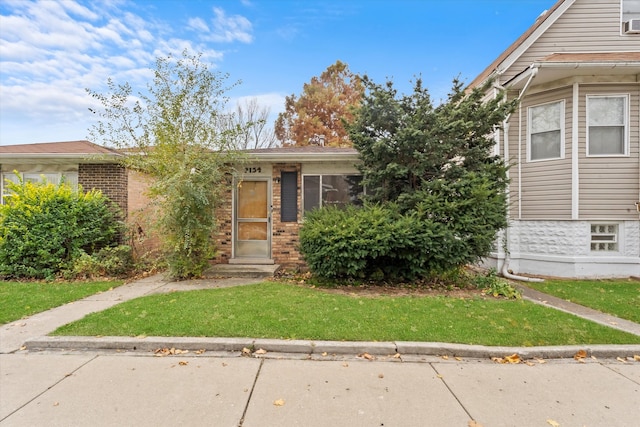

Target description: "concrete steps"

left=204, top=263, right=281, bottom=279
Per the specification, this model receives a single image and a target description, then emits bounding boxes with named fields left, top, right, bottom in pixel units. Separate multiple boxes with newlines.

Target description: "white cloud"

left=187, top=17, right=210, bottom=33
left=206, top=7, right=253, bottom=43
left=0, top=0, right=229, bottom=145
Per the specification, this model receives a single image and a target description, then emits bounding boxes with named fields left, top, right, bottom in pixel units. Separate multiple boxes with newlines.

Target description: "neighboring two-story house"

left=472, top=0, right=640, bottom=277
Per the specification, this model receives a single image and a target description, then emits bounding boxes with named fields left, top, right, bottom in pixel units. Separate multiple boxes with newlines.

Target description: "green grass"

left=525, top=279, right=640, bottom=323
left=0, top=280, right=123, bottom=324
left=53, top=282, right=640, bottom=346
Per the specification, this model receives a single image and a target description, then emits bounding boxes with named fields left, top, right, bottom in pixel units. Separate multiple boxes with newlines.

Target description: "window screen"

left=529, top=101, right=563, bottom=161
left=587, top=96, right=626, bottom=156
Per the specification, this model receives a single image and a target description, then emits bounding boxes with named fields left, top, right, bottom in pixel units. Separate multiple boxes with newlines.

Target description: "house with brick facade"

left=471, top=0, right=640, bottom=278
left=0, top=141, right=127, bottom=214
left=1, top=141, right=362, bottom=268
left=213, top=146, right=361, bottom=268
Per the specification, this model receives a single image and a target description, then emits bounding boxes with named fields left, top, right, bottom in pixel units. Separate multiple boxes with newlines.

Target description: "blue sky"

left=0, top=0, right=557, bottom=146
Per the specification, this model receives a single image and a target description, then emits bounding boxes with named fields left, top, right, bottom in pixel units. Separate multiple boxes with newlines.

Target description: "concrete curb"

left=24, top=336, right=640, bottom=359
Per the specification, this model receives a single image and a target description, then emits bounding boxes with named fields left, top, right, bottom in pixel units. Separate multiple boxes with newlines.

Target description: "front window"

left=1, top=172, right=79, bottom=203
left=587, top=95, right=628, bottom=156
left=528, top=100, right=564, bottom=161
left=303, top=175, right=364, bottom=213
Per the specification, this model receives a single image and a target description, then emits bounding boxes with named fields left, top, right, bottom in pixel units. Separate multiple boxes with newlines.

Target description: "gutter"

left=500, top=65, right=544, bottom=283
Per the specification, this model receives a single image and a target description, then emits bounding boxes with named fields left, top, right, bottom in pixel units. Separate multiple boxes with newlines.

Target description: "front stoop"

left=204, top=263, right=281, bottom=279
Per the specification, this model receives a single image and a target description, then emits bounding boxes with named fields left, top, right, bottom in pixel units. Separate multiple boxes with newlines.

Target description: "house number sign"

left=244, top=167, right=262, bottom=174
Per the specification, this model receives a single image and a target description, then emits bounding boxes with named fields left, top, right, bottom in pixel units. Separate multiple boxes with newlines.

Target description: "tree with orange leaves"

left=274, top=60, right=363, bottom=147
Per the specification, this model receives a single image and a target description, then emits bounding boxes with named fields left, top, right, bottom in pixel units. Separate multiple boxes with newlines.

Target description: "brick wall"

left=78, top=163, right=128, bottom=217
left=212, top=164, right=305, bottom=268
left=213, top=176, right=234, bottom=263
left=127, top=170, right=162, bottom=258
left=271, top=163, right=303, bottom=267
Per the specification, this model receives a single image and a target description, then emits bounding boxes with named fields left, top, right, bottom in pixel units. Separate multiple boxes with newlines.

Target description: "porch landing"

left=204, top=263, right=281, bottom=279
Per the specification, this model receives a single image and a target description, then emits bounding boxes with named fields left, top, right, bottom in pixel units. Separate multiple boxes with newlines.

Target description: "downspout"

left=500, top=66, right=544, bottom=282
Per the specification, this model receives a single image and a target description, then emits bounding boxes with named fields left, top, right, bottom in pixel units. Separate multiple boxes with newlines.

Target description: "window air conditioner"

left=623, top=19, right=640, bottom=34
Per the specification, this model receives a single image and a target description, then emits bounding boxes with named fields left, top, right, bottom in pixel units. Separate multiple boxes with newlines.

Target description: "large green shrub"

left=0, top=177, right=122, bottom=279
left=300, top=204, right=453, bottom=281
left=300, top=172, right=507, bottom=281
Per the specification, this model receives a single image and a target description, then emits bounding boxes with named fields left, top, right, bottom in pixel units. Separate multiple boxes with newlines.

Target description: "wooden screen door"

left=235, top=180, right=270, bottom=258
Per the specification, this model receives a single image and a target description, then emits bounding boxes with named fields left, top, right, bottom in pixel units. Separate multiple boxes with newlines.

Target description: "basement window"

left=590, top=224, right=618, bottom=252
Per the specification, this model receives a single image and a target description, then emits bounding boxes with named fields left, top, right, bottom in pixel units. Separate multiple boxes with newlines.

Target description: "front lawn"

left=52, top=282, right=640, bottom=346
left=525, top=279, right=640, bottom=323
left=0, top=280, right=123, bottom=324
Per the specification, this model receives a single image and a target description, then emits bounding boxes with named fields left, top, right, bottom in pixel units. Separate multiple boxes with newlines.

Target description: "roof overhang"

left=506, top=53, right=640, bottom=90
left=0, top=153, right=121, bottom=165
left=245, top=148, right=360, bottom=163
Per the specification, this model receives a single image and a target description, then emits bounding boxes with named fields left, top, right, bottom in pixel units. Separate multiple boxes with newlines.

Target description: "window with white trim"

left=1, top=172, right=79, bottom=203
left=303, top=175, right=364, bottom=213
left=528, top=100, right=564, bottom=161
left=590, top=224, right=618, bottom=252
left=587, top=95, right=628, bottom=156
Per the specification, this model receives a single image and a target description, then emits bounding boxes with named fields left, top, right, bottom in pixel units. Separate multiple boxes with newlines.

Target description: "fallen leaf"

left=393, top=353, right=401, bottom=359
left=322, top=352, right=328, bottom=357
left=633, top=355, right=640, bottom=362
left=616, top=357, right=627, bottom=363
left=342, top=362, right=349, bottom=367
left=222, top=362, right=228, bottom=367
left=359, top=352, right=375, bottom=360
left=441, top=355, right=449, bottom=360
left=534, top=358, right=546, bottom=364
left=437, top=374, right=444, bottom=379
left=454, top=356, right=463, bottom=361
left=19, top=346, right=26, bottom=351
left=273, top=399, right=285, bottom=407
left=546, top=419, right=560, bottom=427
left=178, top=361, right=188, bottom=366
left=195, top=349, right=205, bottom=355
left=573, top=350, right=587, bottom=360
left=254, top=348, right=267, bottom=355
left=492, top=354, right=521, bottom=364
left=378, top=373, right=384, bottom=379
left=524, top=361, right=535, bottom=366
left=468, top=420, right=483, bottom=427
left=504, top=353, right=521, bottom=364
left=241, top=347, right=252, bottom=356
left=53, top=402, right=59, bottom=407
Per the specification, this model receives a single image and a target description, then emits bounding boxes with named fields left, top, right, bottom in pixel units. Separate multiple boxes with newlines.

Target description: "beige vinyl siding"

left=510, top=87, right=574, bottom=219
left=579, top=83, right=640, bottom=219
left=504, top=0, right=640, bottom=82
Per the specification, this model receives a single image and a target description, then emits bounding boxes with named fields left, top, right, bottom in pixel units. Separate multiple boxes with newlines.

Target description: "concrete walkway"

left=1, top=274, right=639, bottom=426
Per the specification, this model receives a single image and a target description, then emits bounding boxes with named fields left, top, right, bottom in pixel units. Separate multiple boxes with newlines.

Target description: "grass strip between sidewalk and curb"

left=0, top=280, right=123, bottom=325
left=52, top=282, right=640, bottom=346
left=525, top=279, right=640, bottom=323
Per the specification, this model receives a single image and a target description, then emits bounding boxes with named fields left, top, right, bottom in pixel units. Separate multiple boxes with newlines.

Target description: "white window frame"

left=527, top=100, right=565, bottom=162
left=586, top=94, right=629, bottom=157
left=589, top=223, right=619, bottom=252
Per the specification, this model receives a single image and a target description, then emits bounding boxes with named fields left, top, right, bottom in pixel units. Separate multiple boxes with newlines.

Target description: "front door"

left=235, top=180, right=270, bottom=258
